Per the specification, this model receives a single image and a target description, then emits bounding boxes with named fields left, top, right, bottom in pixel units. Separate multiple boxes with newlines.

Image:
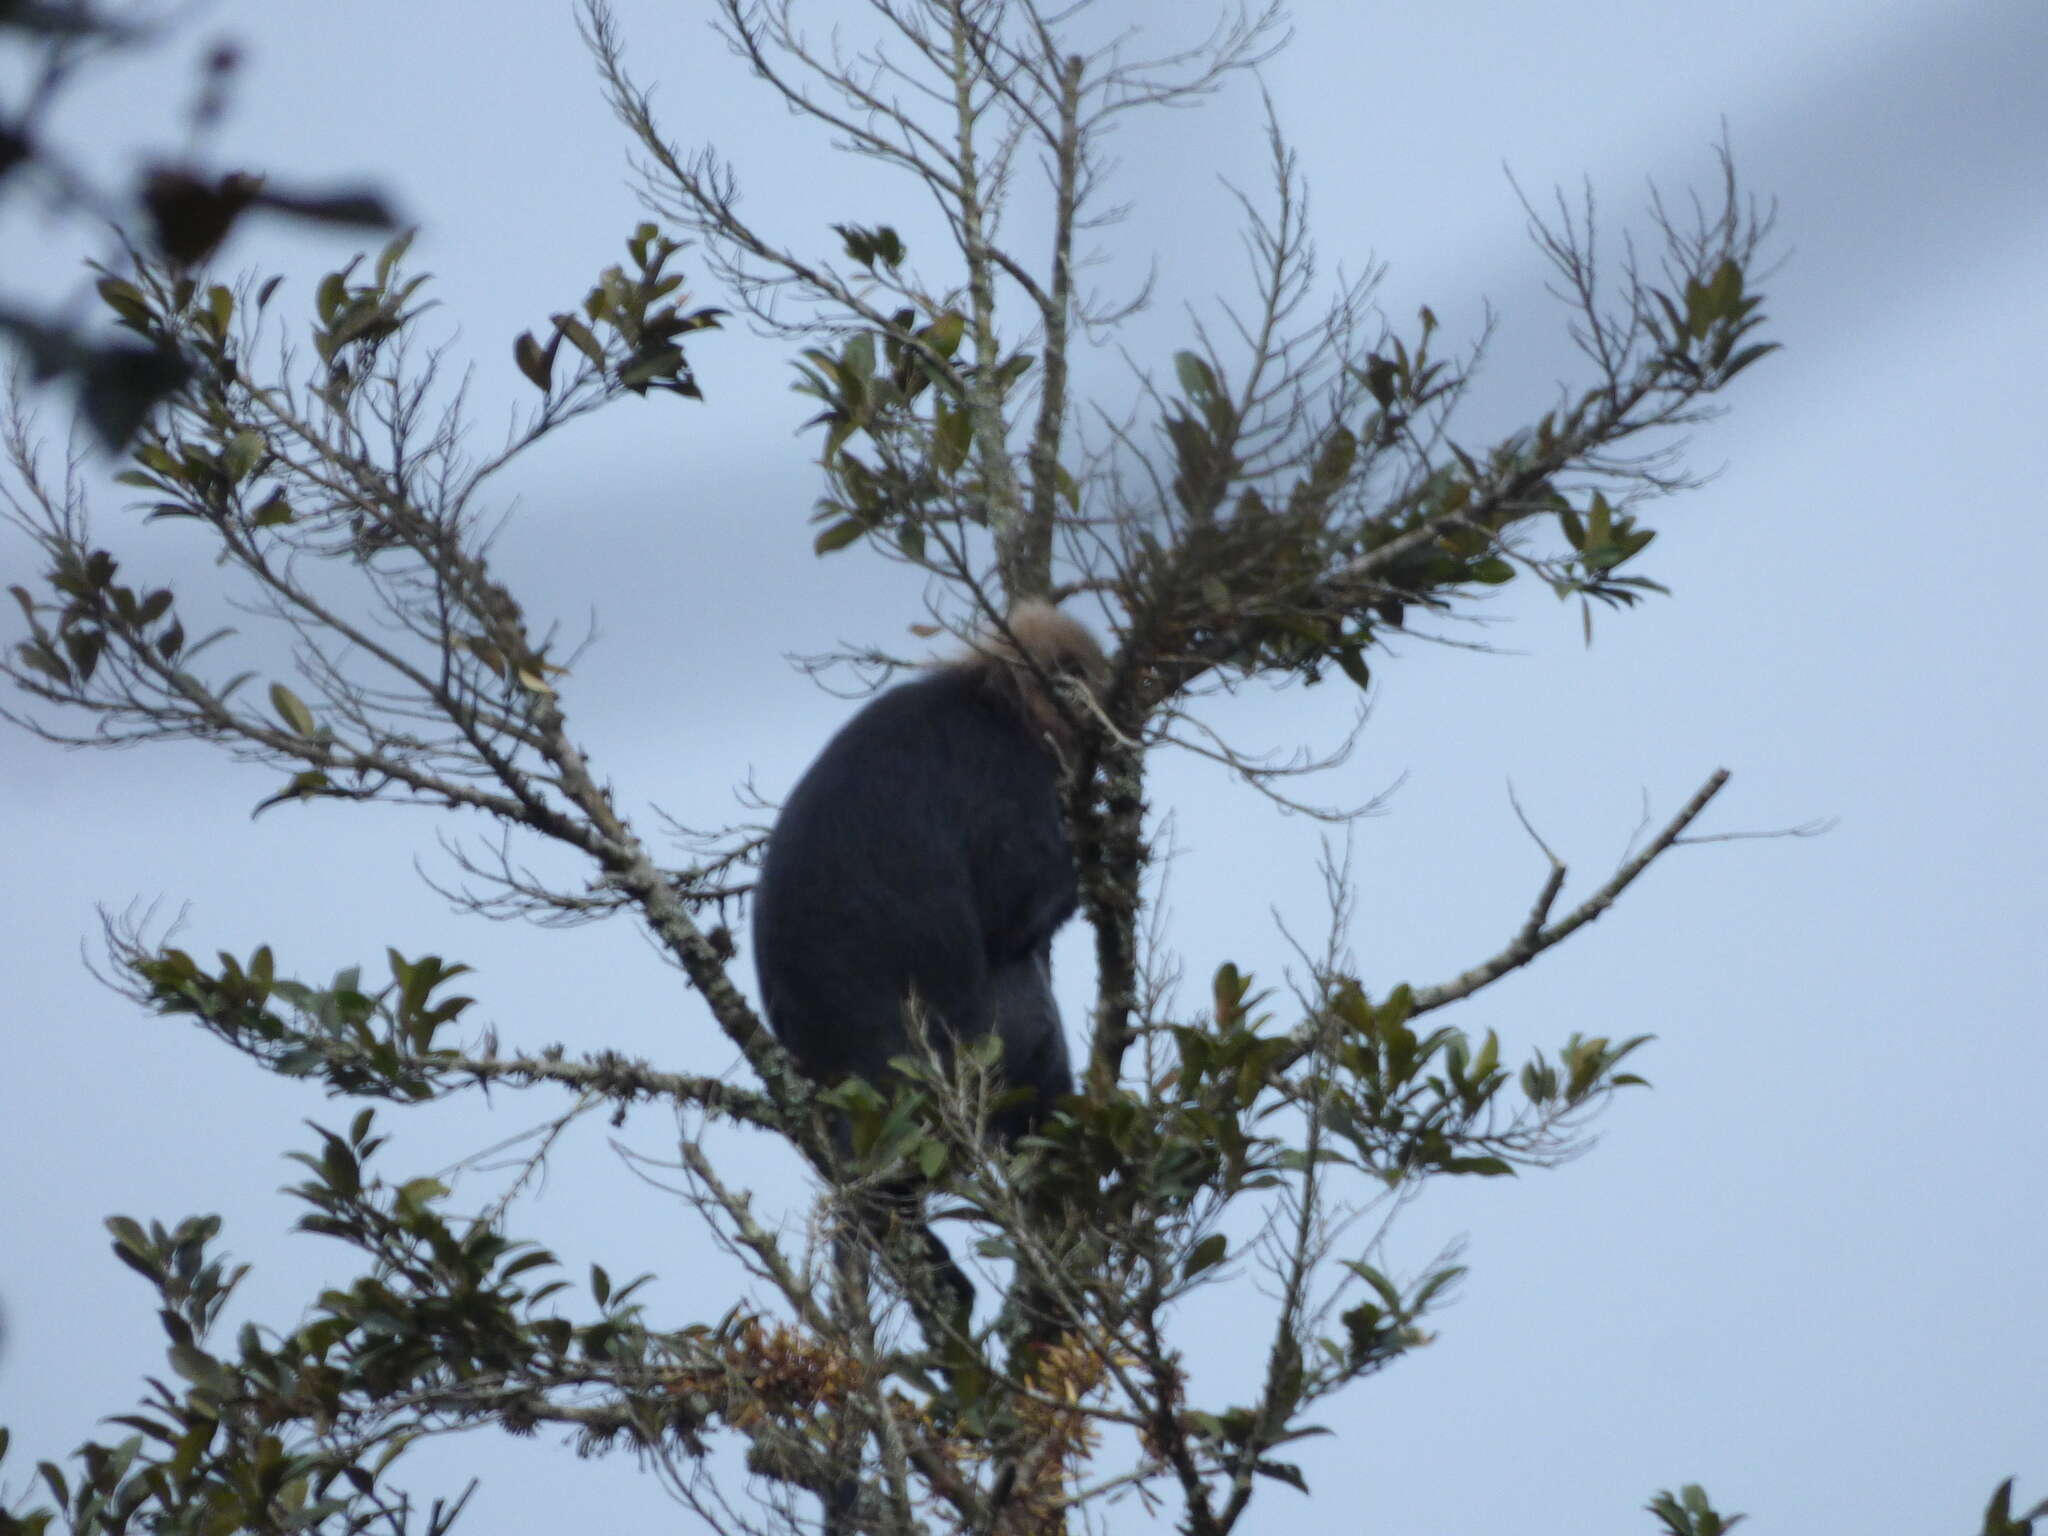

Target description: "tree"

left=0, top=2, right=2028, bottom=1533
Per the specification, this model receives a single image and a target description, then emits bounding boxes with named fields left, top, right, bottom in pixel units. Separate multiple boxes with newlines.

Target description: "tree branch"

left=1409, top=769, right=1731, bottom=1017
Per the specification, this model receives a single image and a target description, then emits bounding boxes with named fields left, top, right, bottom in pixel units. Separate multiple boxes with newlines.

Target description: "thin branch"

left=1408, top=768, right=1731, bottom=1016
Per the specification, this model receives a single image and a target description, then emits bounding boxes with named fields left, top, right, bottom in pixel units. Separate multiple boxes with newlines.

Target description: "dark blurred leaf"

left=141, top=167, right=261, bottom=264
left=0, top=124, right=27, bottom=182
left=77, top=343, right=191, bottom=450
left=0, top=307, right=85, bottom=379
left=0, top=1, right=138, bottom=37
left=141, top=167, right=395, bottom=265
left=251, top=183, right=398, bottom=231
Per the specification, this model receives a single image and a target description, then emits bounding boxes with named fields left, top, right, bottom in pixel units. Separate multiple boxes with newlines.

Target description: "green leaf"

left=1707, top=257, right=1742, bottom=313
left=1646, top=1484, right=1747, bottom=1536
left=1314, top=425, right=1357, bottom=486
left=618, top=345, right=684, bottom=390
left=813, top=517, right=867, bottom=556
left=1255, top=1460, right=1309, bottom=1494
left=315, top=270, right=346, bottom=325
left=513, top=331, right=554, bottom=391
left=839, top=332, right=876, bottom=393
left=95, top=276, right=151, bottom=329
left=375, top=227, right=416, bottom=287
left=1440, top=1155, right=1514, bottom=1176
left=933, top=405, right=973, bottom=474
left=1053, top=460, right=1081, bottom=511
left=991, top=351, right=1035, bottom=394
left=17, top=639, right=69, bottom=686
left=1722, top=341, right=1781, bottom=379
left=1586, top=490, right=1612, bottom=545
left=1361, top=353, right=1398, bottom=408
left=269, top=682, right=317, bottom=736
left=166, top=1342, right=226, bottom=1390
left=221, top=430, right=265, bottom=482
left=1182, top=1233, right=1228, bottom=1280
left=923, top=309, right=966, bottom=360
left=553, top=314, right=605, bottom=367
left=395, top=1177, right=447, bottom=1210
left=62, top=628, right=105, bottom=682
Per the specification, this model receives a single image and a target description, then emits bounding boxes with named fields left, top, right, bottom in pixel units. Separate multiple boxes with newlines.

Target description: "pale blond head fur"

left=951, top=600, right=1107, bottom=755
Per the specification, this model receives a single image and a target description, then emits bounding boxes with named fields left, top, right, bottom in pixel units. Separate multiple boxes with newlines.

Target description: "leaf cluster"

left=512, top=224, right=724, bottom=401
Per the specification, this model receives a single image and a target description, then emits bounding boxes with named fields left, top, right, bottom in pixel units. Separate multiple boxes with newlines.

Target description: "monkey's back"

left=752, top=667, right=1078, bottom=1093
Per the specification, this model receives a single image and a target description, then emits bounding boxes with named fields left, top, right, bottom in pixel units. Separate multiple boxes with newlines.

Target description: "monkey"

left=751, top=601, right=1106, bottom=1148
left=751, top=605, right=1106, bottom=1533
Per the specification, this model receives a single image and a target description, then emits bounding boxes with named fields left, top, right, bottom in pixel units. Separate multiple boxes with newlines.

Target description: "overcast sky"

left=2, top=2, right=2043, bottom=1532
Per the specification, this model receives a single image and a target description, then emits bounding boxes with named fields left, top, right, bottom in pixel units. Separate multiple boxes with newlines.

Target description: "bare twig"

left=1409, top=769, right=1732, bottom=1016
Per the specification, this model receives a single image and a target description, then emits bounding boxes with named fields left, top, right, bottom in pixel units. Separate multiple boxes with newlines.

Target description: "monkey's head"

left=960, top=600, right=1109, bottom=759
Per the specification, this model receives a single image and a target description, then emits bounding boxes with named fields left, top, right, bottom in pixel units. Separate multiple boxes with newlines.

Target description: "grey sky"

left=2, top=2, right=2042, bottom=1532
